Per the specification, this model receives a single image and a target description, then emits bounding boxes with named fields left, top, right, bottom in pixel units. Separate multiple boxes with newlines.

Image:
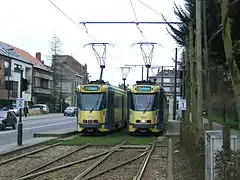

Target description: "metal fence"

left=205, top=130, right=239, bottom=180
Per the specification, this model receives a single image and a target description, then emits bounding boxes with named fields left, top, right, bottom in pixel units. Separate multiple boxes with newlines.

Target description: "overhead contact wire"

left=47, top=0, right=117, bottom=61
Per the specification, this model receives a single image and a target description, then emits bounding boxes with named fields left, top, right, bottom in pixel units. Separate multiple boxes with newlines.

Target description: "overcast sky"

left=0, top=0, right=184, bottom=86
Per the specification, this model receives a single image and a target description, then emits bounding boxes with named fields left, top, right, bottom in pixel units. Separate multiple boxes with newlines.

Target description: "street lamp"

left=7, top=48, right=14, bottom=106
left=14, top=65, right=24, bottom=146
left=120, top=66, right=131, bottom=90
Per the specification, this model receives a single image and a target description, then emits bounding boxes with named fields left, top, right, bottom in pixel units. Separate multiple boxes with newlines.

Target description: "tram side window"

left=114, top=94, right=122, bottom=108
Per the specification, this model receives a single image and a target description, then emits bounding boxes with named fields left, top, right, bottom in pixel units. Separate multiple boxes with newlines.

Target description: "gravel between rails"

left=0, top=144, right=46, bottom=162
left=86, top=149, right=145, bottom=180
left=141, top=146, right=168, bottom=180
left=86, top=140, right=168, bottom=180
left=0, top=145, right=81, bottom=180
left=31, top=147, right=109, bottom=180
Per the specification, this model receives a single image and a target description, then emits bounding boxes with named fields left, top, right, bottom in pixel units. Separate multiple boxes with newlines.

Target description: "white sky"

left=0, top=0, right=184, bottom=86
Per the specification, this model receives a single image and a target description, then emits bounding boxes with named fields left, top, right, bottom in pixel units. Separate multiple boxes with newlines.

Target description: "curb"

left=167, top=137, right=173, bottom=180
left=33, top=131, right=79, bottom=138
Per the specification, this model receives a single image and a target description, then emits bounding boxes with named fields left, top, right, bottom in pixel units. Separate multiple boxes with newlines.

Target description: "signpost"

left=16, top=98, right=25, bottom=109
left=179, top=98, right=187, bottom=111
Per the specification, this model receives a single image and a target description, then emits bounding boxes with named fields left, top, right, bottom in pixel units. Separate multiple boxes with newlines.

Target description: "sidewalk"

left=21, top=113, right=62, bottom=121
left=203, top=118, right=240, bottom=134
left=0, top=137, right=56, bottom=155
left=203, top=118, right=240, bottom=150
left=167, top=120, right=180, bottom=136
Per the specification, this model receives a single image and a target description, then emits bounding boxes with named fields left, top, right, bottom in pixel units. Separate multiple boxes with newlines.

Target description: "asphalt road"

left=0, top=113, right=76, bottom=147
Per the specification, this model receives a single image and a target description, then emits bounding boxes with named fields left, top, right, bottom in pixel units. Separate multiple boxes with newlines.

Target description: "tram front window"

left=78, top=93, right=106, bottom=111
left=132, top=93, right=157, bottom=111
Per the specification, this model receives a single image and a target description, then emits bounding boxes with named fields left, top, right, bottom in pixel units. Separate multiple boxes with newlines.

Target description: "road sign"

left=179, top=99, right=186, bottom=110
left=16, top=98, right=25, bottom=109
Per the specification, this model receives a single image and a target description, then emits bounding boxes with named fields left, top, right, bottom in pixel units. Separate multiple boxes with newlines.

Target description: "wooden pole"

left=196, top=0, right=203, bottom=130
left=203, top=0, right=213, bottom=130
left=189, top=22, right=195, bottom=125
left=185, top=45, right=190, bottom=123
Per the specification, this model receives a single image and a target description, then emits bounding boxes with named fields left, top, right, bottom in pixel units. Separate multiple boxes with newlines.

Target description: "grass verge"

left=45, top=131, right=127, bottom=146
left=125, top=136, right=156, bottom=145
left=45, top=131, right=161, bottom=146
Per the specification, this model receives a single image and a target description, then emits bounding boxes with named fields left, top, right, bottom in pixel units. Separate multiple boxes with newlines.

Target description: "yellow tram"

left=76, top=80, right=126, bottom=133
left=127, top=81, right=168, bottom=134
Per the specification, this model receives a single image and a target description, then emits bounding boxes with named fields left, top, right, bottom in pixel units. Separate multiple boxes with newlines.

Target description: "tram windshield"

left=132, top=93, right=157, bottom=111
left=78, top=93, right=106, bottom=111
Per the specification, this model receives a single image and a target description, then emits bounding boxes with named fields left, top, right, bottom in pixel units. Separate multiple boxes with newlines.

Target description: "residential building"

left=54, top=55, right=88, bottom=110
left=13, top=48, right=53, bottom=106
left=149, top=69, right=182, bottom=101
left=0, top=42, right=33, bottom=106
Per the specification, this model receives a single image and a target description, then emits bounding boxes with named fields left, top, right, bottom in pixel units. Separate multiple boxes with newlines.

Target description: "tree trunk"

left=221, top=0, right=240, bottom=128
left=203, top=0, right=213, bottom=130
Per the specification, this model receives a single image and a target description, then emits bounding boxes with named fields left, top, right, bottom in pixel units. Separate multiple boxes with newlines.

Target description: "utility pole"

left=184, top=45, right=190, bottom=122
left=161, top=66, right=164, bottom=86
left=196, top=0, right=203, bottom=130
left=173, top=48, right=178, bottom=120
left=203, top=0, right=213, bottom=130
left=189, top=22, right=195, bottom=125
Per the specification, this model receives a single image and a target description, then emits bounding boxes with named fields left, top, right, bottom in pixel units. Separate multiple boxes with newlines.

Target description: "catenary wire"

left=47, top=0, right=117, bottom=61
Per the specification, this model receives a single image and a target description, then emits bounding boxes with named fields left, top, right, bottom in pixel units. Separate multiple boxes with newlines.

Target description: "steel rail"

left=82, top=150, right=149, bottom=180
left=16, top=150, right=109, bottom=180
left=73, top=139, right=128, bottom=180
left=133, top=140, right=157, bottom=180
left=16, top=143, right=90, bottom=179
left=0, top=142, right=62, bottom=165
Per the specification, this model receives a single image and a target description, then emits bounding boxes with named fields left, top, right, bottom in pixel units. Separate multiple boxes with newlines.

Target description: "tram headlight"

left=141, top=120, right=146, bottom=123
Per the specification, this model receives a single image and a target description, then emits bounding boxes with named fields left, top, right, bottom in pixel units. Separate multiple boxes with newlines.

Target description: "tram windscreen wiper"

left=90, top=95, right=102, bottom=113
left=143, top=101, right=152, bottom=113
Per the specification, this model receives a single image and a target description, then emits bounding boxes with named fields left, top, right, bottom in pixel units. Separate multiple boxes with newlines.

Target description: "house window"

left=34, top=77, right=40, bottom=86
left=176, top=87, right=180, bottom=92
left=163, top=78, right=170, bottom=83
left=12, top=81, right=18, bottom=98
left=163, top=87, right=170, bottom=92
left=14, top=64, right=22, bottom=71
left=40, top=79, right=49, bottom=89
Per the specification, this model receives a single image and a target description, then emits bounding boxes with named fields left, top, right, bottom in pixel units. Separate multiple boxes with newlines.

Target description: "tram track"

left=0, top=136, right=169, bottom=180
left=13, top=138, right=128, bottom=180
left=0, top=143, right=91, bottom=180
left=80, top=139, right=158, bottom=180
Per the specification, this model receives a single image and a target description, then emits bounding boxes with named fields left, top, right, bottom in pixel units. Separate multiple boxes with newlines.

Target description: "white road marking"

left=0, top=120, right=76, bottom=135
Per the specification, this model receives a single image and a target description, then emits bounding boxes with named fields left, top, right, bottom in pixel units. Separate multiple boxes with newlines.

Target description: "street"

left=0, top=113, right=76, bottom=149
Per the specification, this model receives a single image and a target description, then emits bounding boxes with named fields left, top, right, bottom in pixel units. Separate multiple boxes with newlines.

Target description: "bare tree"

left=49, top=34, right=63, bottom=112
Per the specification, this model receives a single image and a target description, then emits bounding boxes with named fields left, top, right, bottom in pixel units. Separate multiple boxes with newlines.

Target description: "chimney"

left=36, top=52, right=41, bottom=61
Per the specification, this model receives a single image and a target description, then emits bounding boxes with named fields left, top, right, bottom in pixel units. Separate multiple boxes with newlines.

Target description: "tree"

left=220, top=0, right=240, bottom=127
left=49, top=34, right=63, bottom=112
left=163, top=0, right=240, bottom=123
left=50, top=34, right=63, bottom=57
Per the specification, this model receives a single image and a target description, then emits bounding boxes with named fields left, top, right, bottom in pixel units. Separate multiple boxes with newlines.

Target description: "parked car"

left=0, top=111, right=17, bottom=130
left=64, top=106, right=77, bottom=116
left=29, top=104, right=49, bottom=114
left=1, top=106, right=20, bottom=116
